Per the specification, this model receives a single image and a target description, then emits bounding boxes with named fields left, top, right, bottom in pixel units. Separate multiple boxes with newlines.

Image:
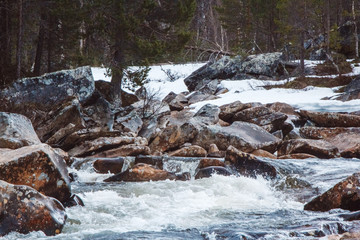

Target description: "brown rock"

left=93, top=157, right=125, bottom=174
left=304, top=172, right=360, bottom=212
left=91, top=144, right=151, bottom=158
left=0, top=144, right=71, bottom=203
left=225, top=145, right=277, bottom=179
left=198, top=158, right=225, bottom=169
left=299, top=110, right=360, bottom=127
left=219, top=101, right=256, bottom=122
left=341, top=144, right=360, bottom=158
left=68, top=136, right=147, bottom=157
left=232, top=106, right=272, bottom=122
left=278, top=139, right=339, bottom=159
left=0, top=112, right=41, bottom=149
left=300, top=127, right=360, bottom=140
left=195, top=166, right=232, bottom=179
left=0, top=180, right=67, bottom=236
left=149, top=122, right=197, bottom=153
left=277, top=153, right=317, bottom=159
left=135, top=155, right=164, bottom=169
left=104, top=163, right=177, bottom=182
left=168, top=145, right=207, bottom=157
left=207, top=143, right=226, bottom=157
left=267, top=102, right=299, bottom=116
left=251, top=149, right=277, bottom=159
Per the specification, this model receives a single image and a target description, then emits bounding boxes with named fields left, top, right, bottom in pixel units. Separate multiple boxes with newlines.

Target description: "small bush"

left=314, top=60, right=352, bottom=75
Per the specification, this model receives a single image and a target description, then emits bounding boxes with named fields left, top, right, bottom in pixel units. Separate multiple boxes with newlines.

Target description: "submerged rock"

left=304, top=172, right=360, bottom=212
left=225, top=145, right=277, bottom=179
left=0, top=144, right=71, bottom=203
left=195, top=166, right=232, bottom=179
left=93, top=157, right=125, bottom=174
left=0, top=180, right=67, bottom=236
left=0, top=112, right=41, bottom=149
left=104, top=163, right=177, bottom=182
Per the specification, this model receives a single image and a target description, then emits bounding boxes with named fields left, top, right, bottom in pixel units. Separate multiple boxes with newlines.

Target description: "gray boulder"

left=193, top=121, right=281, bottom=153
left=0, top=112, right=41, bottom=149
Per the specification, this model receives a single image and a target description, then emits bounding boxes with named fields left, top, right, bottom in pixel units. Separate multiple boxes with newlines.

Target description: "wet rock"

left=277, top=153, right=317, bottom=159
left=195, top=166, right=232, bottom=179
left=299, top=110, right=360, bottom=127
left=149, top=122, right=198, bottom=153
left=168, top=145, right=207, bottom=157
left=68, top=136, right=147, bottom=157
left=0, top=144, right=71, bottom=203
left=193, top=121, right=281, bottom=153
left=304, top=172, right=360, bottom=212
left=0, top=180, right=67, bottom=236
left=339, top=210, right=360, bottom=221
left=104, top=163, right=177, bottom=182
left=198, top=158, right=225, bottom=169
left=91, top=144, right=151, bottom=158
left=251, top=149, right=277, bottom=159
left=135, top=155, right=164, bottom=169
left=93, top=157, right=125, bottom=174
left=225, top=145, right=277, bottom=179
left=341, top=144, right=360, bottom=158
left=193, top=104, right=220, bottom=125
left=63, top=194, right=85, bottom=208
left=278, top=139, right=339, bottom=159
left=0, top=112, right=41, bottom=149
left=175, top=172, right=191, bottom=181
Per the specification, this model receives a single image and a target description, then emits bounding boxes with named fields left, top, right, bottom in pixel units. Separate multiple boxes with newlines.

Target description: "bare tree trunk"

left=16, top=0, right=23, bottom=79
left=47, top=15, right=54, bottom=73
left=353, top=0, right=359, bottom=58
left=326, top=0, right=331, bottom=53
left=34, top=12, right=46, bottom=76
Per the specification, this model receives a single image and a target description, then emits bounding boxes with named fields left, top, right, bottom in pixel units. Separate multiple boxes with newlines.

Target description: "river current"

left=5, top=156, right=360, bottom=240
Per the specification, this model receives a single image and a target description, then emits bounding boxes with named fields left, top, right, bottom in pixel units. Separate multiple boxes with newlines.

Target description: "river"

left=5, top=156, right=360, bottom=240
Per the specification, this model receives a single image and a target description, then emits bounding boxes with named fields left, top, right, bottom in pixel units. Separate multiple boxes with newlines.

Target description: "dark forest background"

left=1, top=0, right=359, bottom=88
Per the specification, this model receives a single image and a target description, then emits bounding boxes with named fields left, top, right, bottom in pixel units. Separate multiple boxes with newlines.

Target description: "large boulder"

left=0, top=144, right=71, bottom=203
left=240, top=52, right=284, bottom=77
left=0, top=180, right=67, bottom=236
left=104, top=163, right=178, bottom=182
left=184, top=56, right=239, bottom=92
left=0, top=112, right=41, bottom=149
left=278, top=139, right=339, bottom=159
left=337, top=75, right=360, bottom=101
left=225, top=146, right=277, bottom=179
left=149, top=122, right=198, bottom=153
left=192, top=121, right=281, bottom=153
left=299, top=110, right=360, bottom=127
left=304, top=172, right=360, bottom=212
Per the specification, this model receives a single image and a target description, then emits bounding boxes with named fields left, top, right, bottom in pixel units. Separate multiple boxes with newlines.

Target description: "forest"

left=0, top=0, right=359, bottom=88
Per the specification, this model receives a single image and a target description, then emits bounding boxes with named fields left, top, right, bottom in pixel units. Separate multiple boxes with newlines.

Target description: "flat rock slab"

left=0, top=144, right=71, bottom=203
left=0, top=180, right=67, bottom=236
left=299, top=110, right=360, bottom=127
left=0, top=112, right=41, bottom=149
left=193, top=121, right=281, bottom=153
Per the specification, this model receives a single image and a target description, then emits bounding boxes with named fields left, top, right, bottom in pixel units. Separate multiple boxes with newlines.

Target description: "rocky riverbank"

left=1, top=53, right=360, bottom=237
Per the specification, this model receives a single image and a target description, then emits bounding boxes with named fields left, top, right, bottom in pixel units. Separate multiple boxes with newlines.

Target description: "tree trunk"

left=47, top=15, right=54, bottom=73
left=16, top=0, right=23, bottom=79
left=326, top=0, right=330, bottom=53
left=34, top=12, right=46, bottom=76
left=353, top=0, right=359, bottom=59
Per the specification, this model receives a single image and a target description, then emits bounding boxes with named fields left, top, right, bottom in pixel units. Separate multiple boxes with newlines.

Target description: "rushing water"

left=5, top=157, right=360, bottom=240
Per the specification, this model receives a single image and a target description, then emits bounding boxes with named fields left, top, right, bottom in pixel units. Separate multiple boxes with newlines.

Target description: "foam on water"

left=55, top=175, right=302, bottom=239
